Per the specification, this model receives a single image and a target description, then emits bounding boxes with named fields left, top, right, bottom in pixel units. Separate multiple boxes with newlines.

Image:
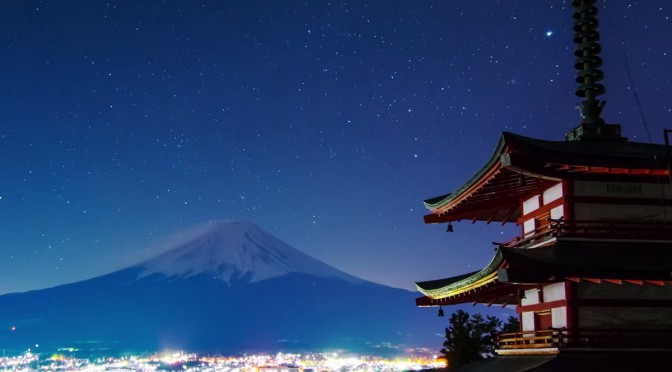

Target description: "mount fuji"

left=139, top=222, right=363, bottom=285
left=0, top=222, right=476, bottom=356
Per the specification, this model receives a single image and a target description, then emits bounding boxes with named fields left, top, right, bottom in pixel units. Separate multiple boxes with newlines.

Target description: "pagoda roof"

left=500, top=240, right=672, bottom=283
left=415, top=248, right=517, bottom=307
left=424, top=132, right=670, bottom=224
left=416, top=240, right=672, bottom=307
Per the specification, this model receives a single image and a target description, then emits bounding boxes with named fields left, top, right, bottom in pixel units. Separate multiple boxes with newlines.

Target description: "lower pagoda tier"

left=416, top=240, right=672, bottom=307
left=416, top=232, right=672, bottom=353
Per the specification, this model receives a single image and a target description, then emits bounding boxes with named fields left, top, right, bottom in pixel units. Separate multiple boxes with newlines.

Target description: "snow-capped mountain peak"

left=139, top=221, right=361, bottom=284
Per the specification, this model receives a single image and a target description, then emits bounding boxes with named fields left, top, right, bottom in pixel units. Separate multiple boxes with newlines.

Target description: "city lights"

left=0, top=350, right=446, bottom=371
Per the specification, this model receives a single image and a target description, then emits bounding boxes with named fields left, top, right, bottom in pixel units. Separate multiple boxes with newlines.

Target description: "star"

left=0, top=0, right=669, bottom=297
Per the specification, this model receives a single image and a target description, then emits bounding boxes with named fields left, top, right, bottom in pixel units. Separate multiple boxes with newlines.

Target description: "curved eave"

left=415, top=249, right=504, bottom=299
left=416, top=283, right=519, bottom=307
left=423, top=133, right=508, bottom=211
left=423, top=166, right=557, bottom=224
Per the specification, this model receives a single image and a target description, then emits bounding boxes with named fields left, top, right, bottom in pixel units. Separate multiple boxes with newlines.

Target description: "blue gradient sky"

left=1, top=1, right=670, bottom=294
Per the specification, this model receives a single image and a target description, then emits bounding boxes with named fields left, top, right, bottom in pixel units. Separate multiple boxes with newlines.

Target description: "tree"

left=501, top=315, right=520, bottom=334
left=440, top=310, right=519, bottom=367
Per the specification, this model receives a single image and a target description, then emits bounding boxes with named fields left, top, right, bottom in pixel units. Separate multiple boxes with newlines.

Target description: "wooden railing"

left=496, top=219, right=672, bottom=249
left=497, top=328, right=672, bottom=350
left=497, top=330, right=555, bottom=349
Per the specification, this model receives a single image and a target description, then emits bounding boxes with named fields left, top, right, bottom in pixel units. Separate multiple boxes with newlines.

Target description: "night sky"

left=1, top=1, right=671, bottom=294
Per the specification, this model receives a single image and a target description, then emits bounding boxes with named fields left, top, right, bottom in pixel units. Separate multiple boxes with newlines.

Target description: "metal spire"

left=574, top=0, right=605, bottom=126
left=566, top=0, right=625, bottom=141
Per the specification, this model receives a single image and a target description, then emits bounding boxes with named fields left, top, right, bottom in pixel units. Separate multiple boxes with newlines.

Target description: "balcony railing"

left=496, top=330, right=555, bottom=350
left=497, top=219, right=672, bottom=249
left=497, top=328, right=672, bottom=351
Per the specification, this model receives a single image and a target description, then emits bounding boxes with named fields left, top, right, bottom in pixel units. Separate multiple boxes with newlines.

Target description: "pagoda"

left=415, top=0, right=672, bottom=365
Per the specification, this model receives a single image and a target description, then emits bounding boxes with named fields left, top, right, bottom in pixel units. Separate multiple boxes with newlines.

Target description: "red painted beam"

left=516, top=299, right=567, bottom=314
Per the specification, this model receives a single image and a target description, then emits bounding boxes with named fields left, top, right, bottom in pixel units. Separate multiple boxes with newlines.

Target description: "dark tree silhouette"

left=502, top=315, right=520, bottom=334
left=440, top=310, right=520, bottom=367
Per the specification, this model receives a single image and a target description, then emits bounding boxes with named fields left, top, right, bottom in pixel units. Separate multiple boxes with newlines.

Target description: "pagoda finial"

left=574, top=0, right=605, bottom=125
left=566, top=0, right=625, bottom=141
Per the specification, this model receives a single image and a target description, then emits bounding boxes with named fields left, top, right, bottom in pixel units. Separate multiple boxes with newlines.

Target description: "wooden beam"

left=516, top=197, right=564, bottom=225
left=516, top=299, right=568, bottom=313
left=424, top=202, right=520, bottom=224
left=423, top=213, right=444, bottom=224
left=432, top=164, right=503, bottom=216
left=485, top=210, right=498, bottom=224
left=500, top=294, right=515, bottom=308
left=501, top=207, right=519, bottom=225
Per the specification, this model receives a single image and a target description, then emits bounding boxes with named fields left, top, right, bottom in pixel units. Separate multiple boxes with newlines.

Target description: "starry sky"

left=1, top=1, right=671, bottom=294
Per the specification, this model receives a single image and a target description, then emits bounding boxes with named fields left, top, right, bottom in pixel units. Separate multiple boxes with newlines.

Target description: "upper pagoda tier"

left=424, top=132, right=670, bottom=225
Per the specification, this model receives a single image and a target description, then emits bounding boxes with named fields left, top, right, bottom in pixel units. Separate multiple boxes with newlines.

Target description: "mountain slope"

left=0, top=222, right=506, bottom=356
left=139, top=222, right=362, bottom=284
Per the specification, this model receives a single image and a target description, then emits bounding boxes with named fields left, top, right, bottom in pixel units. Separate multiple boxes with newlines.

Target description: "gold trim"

left=433, top=272, right=498, bottom=299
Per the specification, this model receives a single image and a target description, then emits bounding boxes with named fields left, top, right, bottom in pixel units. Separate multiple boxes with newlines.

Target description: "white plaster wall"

left=543, top=283, right=566, bottom=302
left=550, top=205, right=564, bottom=220
left=522, top=311, right=535, bottom=332
left=522, top=195, right=540, bottom=215
left=551, top=306, right=567, bottom=328
left=542, top=183, right=563, bottom=205
left=523, top=219, right=536, bottom=234
left=521, top=288, right=540, bottom=305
